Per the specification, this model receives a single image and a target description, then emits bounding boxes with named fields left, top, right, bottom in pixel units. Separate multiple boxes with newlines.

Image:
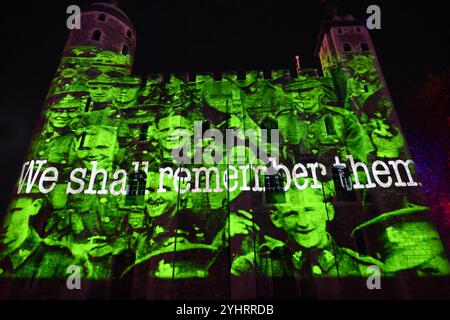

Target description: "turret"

left=64, top=2, right=136, bottom=65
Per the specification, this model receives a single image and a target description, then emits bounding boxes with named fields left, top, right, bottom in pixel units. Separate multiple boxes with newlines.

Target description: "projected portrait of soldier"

left=54, top=65, right=89, bottom=93
left=45, top=94, right=83, bottom=132
left=88, top=82, right=113, bottom=103
left=87, top=74, right=117, bottom=105
left=113, top=77, right=141, bottom=108
left=123, top=167, right=228, bottom=281
left=0, top=195, right=73, bottom=279
left=164, top=76, right=192, bottom=109
left=156, top=114, right=193, bottom=162
left=72, top=125, right=119, bottom=172
left=345, top=54, right=383, bottom=111
left=138, top=74, right=164, bottom=105
left=126, top=207, right=225, bottom=280
left=128, top=210, right=224, bottom=280
left=33, top=93, right=85, bottom=165
left=144, top=171, right=180, bottom=218
left=281, top=80, right=374, bottom=163
left=232, top=179, right=381, bottom=278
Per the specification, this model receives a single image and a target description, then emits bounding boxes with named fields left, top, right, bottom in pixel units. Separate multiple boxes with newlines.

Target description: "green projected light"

left=1, top=19, right=449, bottom=299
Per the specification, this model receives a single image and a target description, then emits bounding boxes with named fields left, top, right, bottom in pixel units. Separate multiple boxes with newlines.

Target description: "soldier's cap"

left=88, top=74, right=140, bottom=86
left=47, top=92, right=88, bottom=109
left=351, top=202, right=430, bottom=237
left=119, top=106, right=156, bottom=118
left=286, top=78, right=336, bottom=97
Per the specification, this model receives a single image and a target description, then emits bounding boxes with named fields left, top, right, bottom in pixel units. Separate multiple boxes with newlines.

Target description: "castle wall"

left=0, top=6, right=448, bottom=300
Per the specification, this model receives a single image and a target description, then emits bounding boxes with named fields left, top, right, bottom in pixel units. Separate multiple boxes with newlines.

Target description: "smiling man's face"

left=272, top=187, right=333, bottom=249
left=157, top=115, right=192, bottom=152
left=48, top=106, right=80, bottom=129
left=88, top=83, right=113, bottom=102
left=145, top=172, right=178, bottom=218
left=0, top=197, right=42, bottom=257
left=76, top=127, right=117, bottom=171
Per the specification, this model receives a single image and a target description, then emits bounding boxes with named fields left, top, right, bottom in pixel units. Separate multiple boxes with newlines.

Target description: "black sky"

left=0, top=0, right=449, bottom=212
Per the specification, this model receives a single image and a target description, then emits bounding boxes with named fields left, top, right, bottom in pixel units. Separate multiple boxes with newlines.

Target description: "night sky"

left=0, top=0, right=449, bottom=213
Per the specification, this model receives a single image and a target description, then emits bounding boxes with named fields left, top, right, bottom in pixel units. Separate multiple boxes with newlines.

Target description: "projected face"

left=145, top=172, right=178, bottom=218
left=0, top=197, right=42, bottom=257
left=272, top=187, right=333, bottom=249
left=118, top=86, right=140, bottom=105
left=298, top=87, right=324, bottom=113
left=88, top=83, right=113, bottom=102
left=128, top=211, right=146, bottom=229
left=47, top=106, right=80, bottom=129
left=76, top=127, right=117, bottom=171
left=157, top=115, right=192, bottom=151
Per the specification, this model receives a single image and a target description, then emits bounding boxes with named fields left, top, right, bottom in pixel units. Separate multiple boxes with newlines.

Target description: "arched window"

left=324, top=115, right=336, bottom=135
left=265, top=172, right=286, bottom=204
left=343, top=43, right=352, bottom=52
left=356, top=27, right=361, bottom=33
left=338, top=28, right=343, bottom=34
left=139, top=124, right=149, bottom=141
left=79, top=132, right=87, bottom=149
left=92, top=30, right=101, bottom=41
left=126, top=170, right=147, bottom=206
left=361, top=43, right=370, bottom=52
left=98, top=14, right=106, bottom=21
left=332, top=165, right=357, bottom=202
left=122, top=44, right=129, bottom=55
left=84, top=97, right=91, bottom=113
left=126, top=30, right=132, bottom=38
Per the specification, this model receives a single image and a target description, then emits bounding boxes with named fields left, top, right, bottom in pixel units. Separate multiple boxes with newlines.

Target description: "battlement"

left=142, top=69, right=322, bottom=84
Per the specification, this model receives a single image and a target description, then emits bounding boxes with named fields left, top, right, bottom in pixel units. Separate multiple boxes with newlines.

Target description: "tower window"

left=126, top=170, right=147, bottom=206
left=332, top=166, right=356, bottom=202
left=98, top=14, right=106, bottom=21
left=356, top=27, right=361, bottom=33
left=338, top=28, right=342, bottom=34
left=361, top=43, right=370, bottom=52
left=126, top=30, right=132, bottom=38
left=265, top=173, right=286, bottom=204
left=122, top=44, right=129, bottom=55
left=92, top=30, right=102, bottom=41
left=139, top=125, right=149, bottom=141
left=79, top=132, right=87, bottom=150
left=343, top=43, right=352, bottom=52
left=324, top=115, right=336, bottom=136
left=84, top=97, right=91, bottom=113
